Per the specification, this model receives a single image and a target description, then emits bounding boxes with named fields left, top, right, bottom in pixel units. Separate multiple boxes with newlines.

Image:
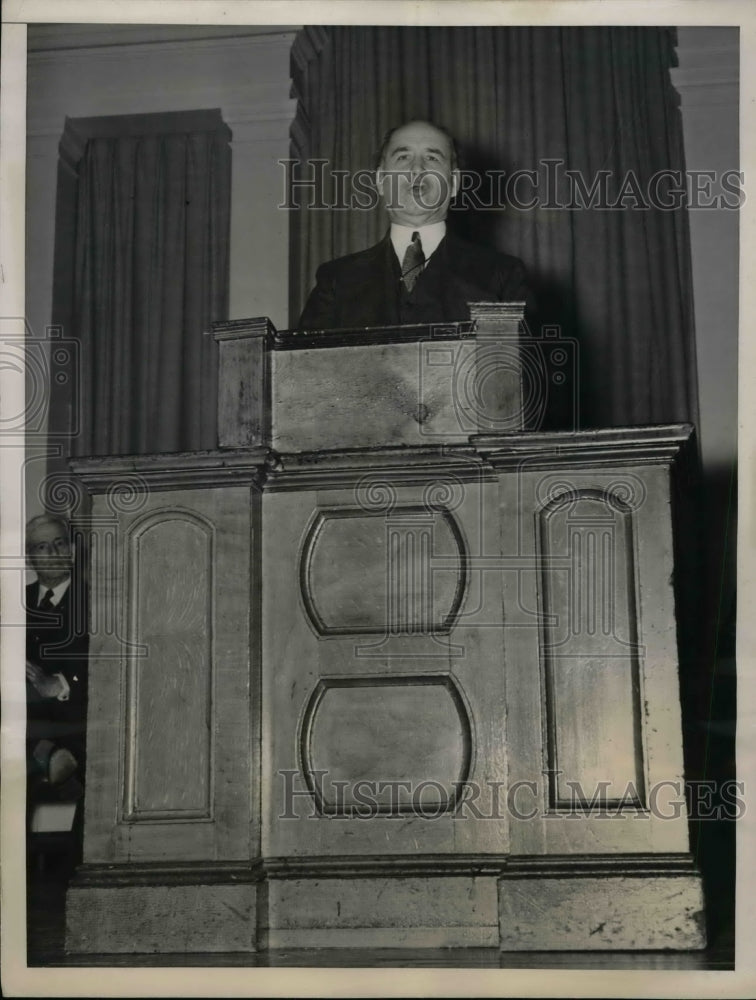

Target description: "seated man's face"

left=377, top=121, right=459, bottom=227
left=27, top=521, right=72, bottom=585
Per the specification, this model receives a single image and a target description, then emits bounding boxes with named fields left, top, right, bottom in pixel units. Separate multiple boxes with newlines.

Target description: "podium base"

left=264, top=874, right=499, bottom=949
left=64, top=856, right=706, bottom=954
left=498, top=856, right=706, bottom=951
left=65, top=864, right=262, bottom=954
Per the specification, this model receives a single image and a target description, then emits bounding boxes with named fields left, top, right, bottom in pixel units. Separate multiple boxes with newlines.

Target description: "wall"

left=25, top=25, right=297, bottom=518
left=672, top=26, right=739, bottom=478
left=671, top=27, right=739, bottom=637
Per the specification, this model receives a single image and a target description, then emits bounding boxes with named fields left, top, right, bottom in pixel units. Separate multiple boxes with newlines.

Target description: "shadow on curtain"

left=289, top=26, right=698, bottom=432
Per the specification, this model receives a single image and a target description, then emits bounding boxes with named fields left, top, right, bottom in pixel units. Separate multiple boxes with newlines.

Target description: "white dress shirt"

left=36, top=577, right=71, bottom=607
left=390, top=221, right=446, bottom=269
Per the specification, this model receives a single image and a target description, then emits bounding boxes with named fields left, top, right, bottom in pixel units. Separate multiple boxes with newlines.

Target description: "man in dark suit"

left=299, top=119, right=531, bottom=329
left=26, top=513, right=89, bottom=788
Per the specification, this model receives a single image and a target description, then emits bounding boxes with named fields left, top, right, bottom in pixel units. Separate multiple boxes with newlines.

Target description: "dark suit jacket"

left=26, top=577, right=89, bottom=757
left=299, top=230, right=532, bottom=330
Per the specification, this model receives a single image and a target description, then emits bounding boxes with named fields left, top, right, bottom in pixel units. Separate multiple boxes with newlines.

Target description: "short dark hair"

left=374, top=120, right=460, bottom=172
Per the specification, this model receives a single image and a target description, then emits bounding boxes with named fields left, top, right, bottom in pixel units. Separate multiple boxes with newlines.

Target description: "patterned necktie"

left=401, top=231, right=425, bottom=293
left=38, top=588, right=55, bottom=610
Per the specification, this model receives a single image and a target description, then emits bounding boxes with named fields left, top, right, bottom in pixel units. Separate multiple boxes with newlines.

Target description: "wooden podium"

left=65, top=306, right=706, bottom=954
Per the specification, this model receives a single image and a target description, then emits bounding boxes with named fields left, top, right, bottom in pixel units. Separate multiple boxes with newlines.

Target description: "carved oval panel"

left=301, top=675, right=472, bottom=815
left=300, top=506, right=467, bottom=635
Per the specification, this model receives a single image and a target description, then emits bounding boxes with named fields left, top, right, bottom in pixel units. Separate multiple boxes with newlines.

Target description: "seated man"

left=299, top=119, right=532, bottom=330
left=25, top=513, right=89, bottom=795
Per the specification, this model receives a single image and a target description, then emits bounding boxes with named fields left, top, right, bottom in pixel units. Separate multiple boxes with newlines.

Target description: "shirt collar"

left=37, top=577, right=71, bottom=607
left=390, top=221, right=446, bottom=263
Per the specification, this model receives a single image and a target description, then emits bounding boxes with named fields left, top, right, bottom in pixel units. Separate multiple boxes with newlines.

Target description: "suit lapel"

left=343, top=234, right=399, bottom=327
left=442, top=232, right=491, bottom=301
left=423, top=234, right=479, bottom=320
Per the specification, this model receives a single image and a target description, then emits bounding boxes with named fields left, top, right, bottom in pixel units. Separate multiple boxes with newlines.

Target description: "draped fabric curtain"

left=290, top=27, right=698, bottom=430
left=64, top=110, right=231, bottom=456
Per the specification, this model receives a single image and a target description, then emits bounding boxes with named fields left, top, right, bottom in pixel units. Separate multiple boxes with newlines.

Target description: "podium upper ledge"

left=211, top=303, right=527, bottom=350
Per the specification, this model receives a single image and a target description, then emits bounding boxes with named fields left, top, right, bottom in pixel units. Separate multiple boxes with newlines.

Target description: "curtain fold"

left=70, top=112, right=231, bottom=456
left=290, top=26, right=698, bottom=431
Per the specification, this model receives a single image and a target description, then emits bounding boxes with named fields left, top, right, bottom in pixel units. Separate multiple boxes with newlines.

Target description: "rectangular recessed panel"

left=125, top=513, right=213, bottom=819
left=539, top=493, right=645, bottom=808
left=273, top=342, right=461, bottom=451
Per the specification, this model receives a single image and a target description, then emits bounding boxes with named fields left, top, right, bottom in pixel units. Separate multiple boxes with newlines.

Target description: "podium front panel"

left=261, top=468, right=510, bottom=861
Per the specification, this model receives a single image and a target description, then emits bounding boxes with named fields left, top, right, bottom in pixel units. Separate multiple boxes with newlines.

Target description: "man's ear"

left=451, top=169, right=460, bottom=200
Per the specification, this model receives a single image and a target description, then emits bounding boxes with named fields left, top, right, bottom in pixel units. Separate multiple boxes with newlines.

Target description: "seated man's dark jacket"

left=26, top=577, right=89, bottom=760
left=299, top=230, right=532, bottom=330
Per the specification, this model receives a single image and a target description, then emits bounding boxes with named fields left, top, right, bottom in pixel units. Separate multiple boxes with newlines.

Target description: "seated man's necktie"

left=39, top=588, right=55, bottom=610
left=401, top=232, right=425, bottom=293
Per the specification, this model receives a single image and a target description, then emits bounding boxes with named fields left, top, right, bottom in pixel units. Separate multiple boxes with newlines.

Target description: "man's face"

left=27, top=521, right=73, bottom=586
left=377, top=122, right=459, bottom=227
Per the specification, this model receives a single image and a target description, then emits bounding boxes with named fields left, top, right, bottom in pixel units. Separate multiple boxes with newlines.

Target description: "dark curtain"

left=290, top=27, right=698, bottom=430
left=65, top=110, right=231, bottom=456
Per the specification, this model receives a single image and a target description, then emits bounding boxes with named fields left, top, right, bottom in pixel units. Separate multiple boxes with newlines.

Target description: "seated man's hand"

left=26, top=661, right=66, bottom=700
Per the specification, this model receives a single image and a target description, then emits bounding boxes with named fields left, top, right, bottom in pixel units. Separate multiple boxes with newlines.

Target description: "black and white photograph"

left=0, top=1, right=752, bottom=996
